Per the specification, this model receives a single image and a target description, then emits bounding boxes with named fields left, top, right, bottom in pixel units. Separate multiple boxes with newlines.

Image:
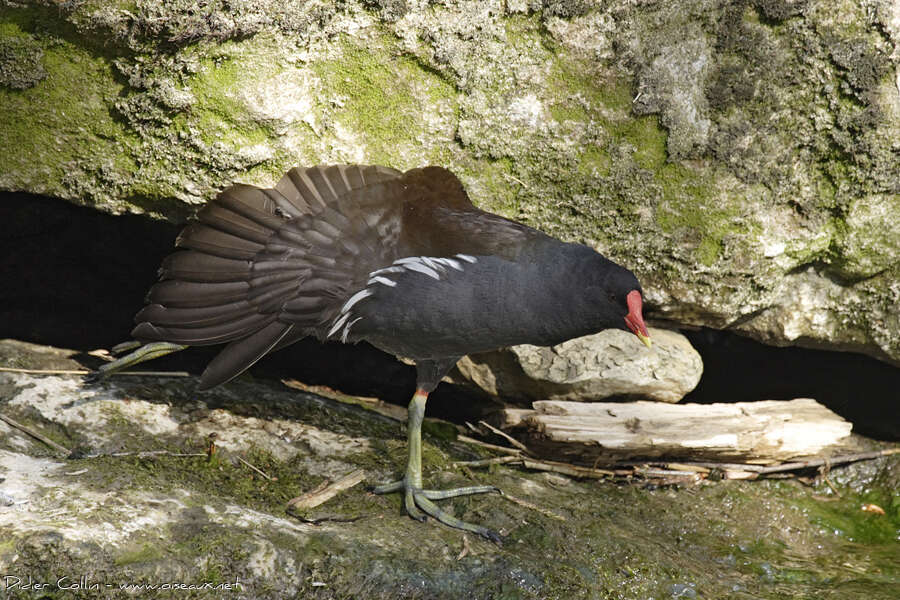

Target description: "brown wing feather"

left=134, top=164, right=406, bottom=387
left=397, top=166, right=544, bottom=259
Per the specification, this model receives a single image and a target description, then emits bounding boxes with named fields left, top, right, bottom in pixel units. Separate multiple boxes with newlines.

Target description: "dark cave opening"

left=1, top=191, right=898, bottom=439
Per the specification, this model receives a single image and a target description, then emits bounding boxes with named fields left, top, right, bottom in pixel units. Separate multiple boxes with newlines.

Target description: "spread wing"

left=133, top=164, right=405, bottom=388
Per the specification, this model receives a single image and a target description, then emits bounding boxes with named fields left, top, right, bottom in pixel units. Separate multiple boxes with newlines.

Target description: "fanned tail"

left=132, top=164, right=402, bottom=387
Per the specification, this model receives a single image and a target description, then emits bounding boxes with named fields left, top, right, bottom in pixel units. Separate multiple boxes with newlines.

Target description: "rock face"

left=1, top=1, right=899, bottom=364
left=454, top=328, right=703, bottom=403
left=1, top=340, right=898, bottom=599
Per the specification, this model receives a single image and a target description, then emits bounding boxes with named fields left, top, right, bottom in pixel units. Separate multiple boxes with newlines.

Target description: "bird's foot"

left=84, top=341, right=187, bottom=383
left=373, top=478, right=502, bottom=543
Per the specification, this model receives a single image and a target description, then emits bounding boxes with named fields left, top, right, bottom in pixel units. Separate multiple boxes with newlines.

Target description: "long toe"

left=419, top=485, right=500, bottom=500
left=372, top=478, right=502, bottom=542
left=413, top=493, right=501, bottom=544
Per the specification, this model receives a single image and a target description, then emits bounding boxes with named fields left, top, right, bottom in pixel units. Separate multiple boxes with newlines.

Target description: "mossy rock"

left=0, top=1, right=898, bottom=366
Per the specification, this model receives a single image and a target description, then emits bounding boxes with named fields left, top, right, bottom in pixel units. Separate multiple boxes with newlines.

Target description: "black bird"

left=95, top=164, right=652, bottom=541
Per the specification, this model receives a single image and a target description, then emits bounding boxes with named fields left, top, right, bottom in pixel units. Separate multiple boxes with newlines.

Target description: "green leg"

left=85, top=341, right=187, bottom=382
left=373, top=389, right=501, bottom=543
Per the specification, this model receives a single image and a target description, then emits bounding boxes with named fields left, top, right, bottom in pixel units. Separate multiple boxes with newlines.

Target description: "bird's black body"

left=115, top=163, right=650, bottom=541
left=353, top=244, right=635, bottom=359
left=132, top=164, right=643, bottom=391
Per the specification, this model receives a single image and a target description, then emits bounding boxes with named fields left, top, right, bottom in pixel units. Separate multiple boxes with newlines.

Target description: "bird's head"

left=553, top=243, right=652, bottom=349
left=590, top=259, right=651, bottom=349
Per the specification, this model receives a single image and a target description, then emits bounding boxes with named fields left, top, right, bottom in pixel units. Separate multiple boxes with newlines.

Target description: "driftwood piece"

left=286, top=469, right=367, bottom=514
left=500, top=399, right=852, bottom=465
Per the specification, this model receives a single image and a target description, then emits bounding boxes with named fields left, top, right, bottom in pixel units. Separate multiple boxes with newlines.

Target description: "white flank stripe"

left=367, top=276, right=397, bottom=287
left=370, top=266, right=405, bottom=276
left=341, top=317, right=363, bottom=343
left=340, top=289, right=373, bottom=313
left=433, top=257, right=463, bottom=271
left=327, top=313, right=350, bottom=338
left=420, top=257, right=444, bottom=271
left=456, top=253, right=478, bottom=263
left=403, top=261, right=441, bottom=280
left=394, top=256, right=425, bottom=266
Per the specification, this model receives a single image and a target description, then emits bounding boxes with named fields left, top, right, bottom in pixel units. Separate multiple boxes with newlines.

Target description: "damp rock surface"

left=0, top=1, right=898, bottom=366
left=1, top=339, right=898, bottom=599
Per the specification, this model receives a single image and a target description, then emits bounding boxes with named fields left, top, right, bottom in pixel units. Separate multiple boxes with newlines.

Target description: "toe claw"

left=481, top=529, right=503, bottom=545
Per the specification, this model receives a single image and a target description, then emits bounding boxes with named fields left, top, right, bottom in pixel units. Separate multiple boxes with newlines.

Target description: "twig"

left=633, top=467, right=704, bottom=480
left=501, top=492, right=566, bottom=521
left=756, top=449, right=900, bottom=474
left=104, top=371, right=191, bottom=378
left=0, top=367, right=189, bottom=377
left=287, top=469, right=367, bottom=513
left=237, top=456, right=273, bottom=481
left=0, top=367, right=89, bottom=375
left=456, top=434, right=523, bottom=456
left=0, top=413, right=70, bottom=456
left=454, top=445, right=899, bottom=485
left=478, top=420, right=531, bottom=454
left=521, top=458, right=615, bottom=479
left=453, top=456, right=522, bottom=468
left=823, top=475, right=841, bottom=497
left=613, top=460, right=768, bottom=473
left=80, top=450, right=206, bottom=459
left=457, top=535, right=472, bottom=560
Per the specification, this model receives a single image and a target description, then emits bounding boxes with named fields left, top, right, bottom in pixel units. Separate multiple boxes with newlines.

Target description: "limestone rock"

left=1, top=1, right=899, bottom=365
left=453, top=328, right=703, bottom=403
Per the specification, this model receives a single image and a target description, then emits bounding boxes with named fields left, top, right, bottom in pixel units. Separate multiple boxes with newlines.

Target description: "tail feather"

left=176, top=224, right=264, bottom=260
left=136, top=301, right=254, bottom=328
left=135, top=164, right=406, bottom=389
left=160, top=252, right=250, bottom=283
left=198, top=322, right=294, bottom=389
left=196, top=203, right=274, bottom=244
left=134, top=311, right=276, bottom=345
left=147, top=280, right=250, bottom=308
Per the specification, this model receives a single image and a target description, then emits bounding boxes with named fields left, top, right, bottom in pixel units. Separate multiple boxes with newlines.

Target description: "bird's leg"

left=84, top=341, right=187, bottom=382
left=373, top=388, right=501, bottom=542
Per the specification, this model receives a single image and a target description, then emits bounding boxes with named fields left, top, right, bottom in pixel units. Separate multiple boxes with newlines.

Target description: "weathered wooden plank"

left=500, top=399, right=852, bottom=464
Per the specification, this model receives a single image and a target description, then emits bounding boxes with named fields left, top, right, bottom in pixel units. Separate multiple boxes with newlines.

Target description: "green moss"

left=72, top=444, right=322, bottom=516
left=576, top=144, right=611, bottom=178
left=421, top=418, right=458, bottom=442
left=612, top=114, right=668, bottom=170
left=113, top=543, right=163, bottom=566
left=0, top=538, right=15, bottom=556
left=651, top=162, right=759, bottom=266
left=0, top=406, right=84, bottom=455
left=464, top=157, right=521, bottom=215
left=311, top=33, right=458, bottom=166
left=548, top=52, right=632, bottom=116
left=0, top=20, right=135, bottom=199
left=186, top=47, right=275, bottom=151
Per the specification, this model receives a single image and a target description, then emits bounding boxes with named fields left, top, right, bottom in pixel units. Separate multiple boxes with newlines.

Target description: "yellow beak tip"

left=637, top=334, right=652, bottom=349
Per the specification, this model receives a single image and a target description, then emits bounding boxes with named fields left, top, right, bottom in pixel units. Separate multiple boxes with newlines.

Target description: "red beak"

left=624, top=290, right=652, bottom=348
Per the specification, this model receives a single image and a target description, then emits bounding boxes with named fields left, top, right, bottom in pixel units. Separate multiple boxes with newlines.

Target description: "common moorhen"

left=94, top=164, right=652, bottom=541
